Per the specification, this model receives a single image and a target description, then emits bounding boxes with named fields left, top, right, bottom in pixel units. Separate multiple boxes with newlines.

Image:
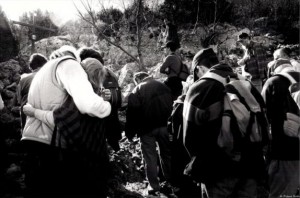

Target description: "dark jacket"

left=125, top=77, right=173, bottom=139
left=183, top=63, right=267, bottom=182
left=261, top=71, right=300, bottom=160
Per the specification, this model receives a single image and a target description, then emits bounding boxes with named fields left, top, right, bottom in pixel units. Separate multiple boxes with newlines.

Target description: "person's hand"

left=101, top=89, right=111, bottom=101
left=23, top=103, right=36, bottom=117
left=49, top=50, right=64, bottom=60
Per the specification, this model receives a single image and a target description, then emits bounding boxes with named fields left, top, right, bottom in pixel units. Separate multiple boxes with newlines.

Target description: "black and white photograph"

left=0, top=0, right=299, bottom=197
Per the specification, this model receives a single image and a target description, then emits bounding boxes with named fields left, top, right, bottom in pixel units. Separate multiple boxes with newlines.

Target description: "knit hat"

left=273, top=58, right=293, bottom=73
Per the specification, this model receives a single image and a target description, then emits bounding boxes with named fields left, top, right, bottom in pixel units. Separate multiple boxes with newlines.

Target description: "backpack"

left=178, top=62, right=190, bottom=81
left=167, top=55, right=190, bottom=81
left=202, top=71, right=270, bottom=161
left=276, top=72, right=300, bottom=138
left=103, top=69, right=122, bottom=110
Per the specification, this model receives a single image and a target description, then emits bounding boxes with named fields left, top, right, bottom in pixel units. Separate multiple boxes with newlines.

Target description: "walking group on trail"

left=0, top=20, right=299, bottom=198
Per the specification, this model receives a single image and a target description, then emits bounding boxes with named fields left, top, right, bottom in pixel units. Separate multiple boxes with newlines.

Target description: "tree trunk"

left=136, top=0, right=146, bottom=71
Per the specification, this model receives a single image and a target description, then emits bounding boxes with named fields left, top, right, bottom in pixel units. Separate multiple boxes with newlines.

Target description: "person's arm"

left=23, top=103, right=55, bottom=129
left=237, top=48, right=250, bottom=66
left=160, top=56, right=171, bottom=74
left=56, top=59, right=111, bottom=118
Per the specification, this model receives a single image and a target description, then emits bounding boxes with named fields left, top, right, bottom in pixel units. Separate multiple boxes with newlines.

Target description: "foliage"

left=159, top=0, right=233, bottom=25
left=157, top=0, right=299, bottom=43
left=99, top=8, right=123, bottom=24
left=231, top=0, right=299, bottom=43
left=59, top=18, right=95, bottom=47
left=11, top=9, right=58, bottom=53
left=18, top=9, right=58, bottom=41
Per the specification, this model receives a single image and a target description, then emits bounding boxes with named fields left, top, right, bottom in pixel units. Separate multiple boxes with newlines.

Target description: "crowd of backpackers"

left=157, top=32, right=299, bottom=198
left=0, top=29, right=299, bottom=198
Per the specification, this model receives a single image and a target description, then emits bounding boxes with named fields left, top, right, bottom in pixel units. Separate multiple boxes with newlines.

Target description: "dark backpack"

left=103, top=69, right=122, bottom=110
left=276, top=72, right=300, bottom=138
left=167, top=55, right=190, bottom=81
left=178, top=62, right=190, bottom=81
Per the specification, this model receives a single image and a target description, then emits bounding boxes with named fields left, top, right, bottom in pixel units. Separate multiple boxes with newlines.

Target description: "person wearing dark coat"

left=261, top=58, right=300, bottom=198
left=183, top=48, right=267, bottom=197
left=125, top=72, right=173, bottom=197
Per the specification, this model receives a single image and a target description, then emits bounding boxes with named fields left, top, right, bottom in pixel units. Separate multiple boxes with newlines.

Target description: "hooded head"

left=192, top=48, right=219, bottom=81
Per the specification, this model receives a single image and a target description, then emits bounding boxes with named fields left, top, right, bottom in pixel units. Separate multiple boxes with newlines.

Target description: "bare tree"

left=73, top=0, right=159, bottom=71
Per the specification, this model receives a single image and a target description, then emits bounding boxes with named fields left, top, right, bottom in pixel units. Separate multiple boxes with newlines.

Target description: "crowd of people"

left=0, top=27, right=299, bottom=198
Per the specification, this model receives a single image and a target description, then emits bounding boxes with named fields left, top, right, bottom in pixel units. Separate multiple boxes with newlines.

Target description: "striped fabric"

left=53, top=96, right=107, bottom=156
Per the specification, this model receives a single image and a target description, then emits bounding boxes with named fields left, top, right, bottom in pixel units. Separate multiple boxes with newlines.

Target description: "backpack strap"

left=277, top=72, right=297, bottom=84
left=201, top=72, right=227, bottom=85
left=229, top=80, right=261, bottom=113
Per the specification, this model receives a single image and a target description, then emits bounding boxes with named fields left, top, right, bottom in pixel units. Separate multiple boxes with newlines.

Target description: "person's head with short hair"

left=237, top=32, right=251, bottom=47
left=192, top=48, right=219, bottom=81
left=273, top=48, right=291, bottom=60
left=29, top=53, right=48, bottom=71
left=77, top=47, right=104, bottom=65
left=162, top=41, right=177, bottom=53
left=81, top=58, right=107, bottom=92
left=133, top=72, right=150, bottom=85
left=49, top=45, right=77, bottom=60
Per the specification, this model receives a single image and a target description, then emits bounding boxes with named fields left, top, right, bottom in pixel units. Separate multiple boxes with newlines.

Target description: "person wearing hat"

left=125, top=72, right=174, bottom=197
left=183, top=48, right=265, bottom=197
left=262, top=59, right=300, bottom=198
left=160, top=41, right=183, bottom=100
left=237, top=32, right=269, bottom=92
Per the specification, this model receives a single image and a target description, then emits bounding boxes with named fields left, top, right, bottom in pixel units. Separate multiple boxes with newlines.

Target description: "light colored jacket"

left=22, top=57, right=72, bottom=144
